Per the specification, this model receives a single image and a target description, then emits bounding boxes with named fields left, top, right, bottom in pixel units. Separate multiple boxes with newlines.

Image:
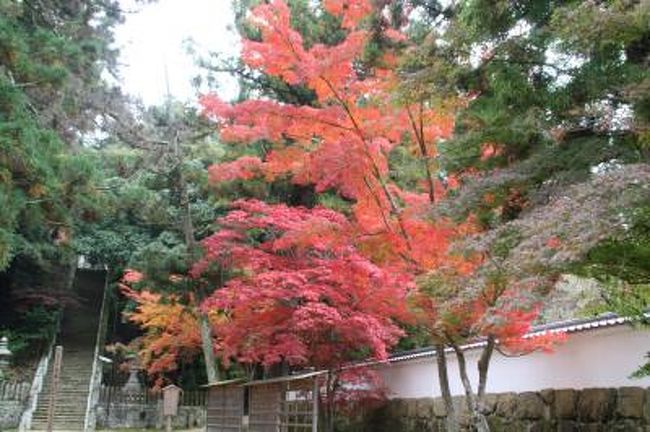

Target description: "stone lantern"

left=122, top=353, right=143, bottom=393
left=0, top=336, right=12, bottom=380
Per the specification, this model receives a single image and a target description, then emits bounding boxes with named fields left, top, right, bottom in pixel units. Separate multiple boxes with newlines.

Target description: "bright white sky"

left=114, top=0, right=240, bottom=107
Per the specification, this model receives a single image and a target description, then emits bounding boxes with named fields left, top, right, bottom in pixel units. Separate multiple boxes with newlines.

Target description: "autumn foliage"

left=192, top=199, right=412, bottom=369
left=122, top=0, right=565, bottom=403
left=119, top=272, right=205, bottom=386
left=200, top=0, right=458, bottom=271
left=196, top=0, right=566, bottom=374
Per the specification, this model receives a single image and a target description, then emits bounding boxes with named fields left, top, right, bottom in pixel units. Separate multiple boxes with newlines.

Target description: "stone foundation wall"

left=354, top=387, right=649, bottom=432
left=96, top=403, right=205, bottom=429
left=0, top=400, right=25, bottom=429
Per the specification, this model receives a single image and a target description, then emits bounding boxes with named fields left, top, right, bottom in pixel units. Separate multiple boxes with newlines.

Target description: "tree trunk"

left=435, top=343, right=459, bottom=432
left=174, top=131, right=220, bottom=383
left=198, top=312, right=218, bottom=383
left=324, top=370, right=335, bottom=432
left=451, top=342, right=490, bottom=432
left=477, top=336, right=496, bottom=401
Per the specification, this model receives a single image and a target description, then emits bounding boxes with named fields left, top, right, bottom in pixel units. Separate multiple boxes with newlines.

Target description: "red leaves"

left=122, top=269, right=144, bottom=283
left=194, top=0, right=562, bottom=382
left=480, top=142, right=504, bottom=161
left=195, top=201, right=412, bottom=370
left=208, top=156, right=263, bottom=183
left=546, top=236, right=561, bottom=249
left=242, top=0, right=308, bottom=85
left=323, top=0, right=373, bottom=29
left=200, top=0, right=459, bottom=273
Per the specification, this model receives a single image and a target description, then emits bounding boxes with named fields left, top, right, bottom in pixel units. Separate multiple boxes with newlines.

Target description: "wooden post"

left=162, top=384, right=181, bottom=432
left=312, top=376, right=319, bottom=432
left=46, top=346, right=63, bottom=432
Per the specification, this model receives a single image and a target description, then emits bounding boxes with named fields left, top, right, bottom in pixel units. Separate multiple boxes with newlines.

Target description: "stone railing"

left=17, top=317, right=60, bottom=432
left=0, top=381, right=31, bottom=430
left=84, top=270, right=109, bottom=432
left=0, top=381, right=31, bottom=401
left=349, top=387, right=650, bottom=431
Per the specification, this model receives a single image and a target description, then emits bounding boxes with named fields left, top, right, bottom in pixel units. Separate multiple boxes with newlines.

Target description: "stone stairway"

left=30, top=270, right=106, bottom=431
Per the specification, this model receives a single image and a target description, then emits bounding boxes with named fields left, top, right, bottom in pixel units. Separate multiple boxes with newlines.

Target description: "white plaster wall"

left=378, top=325, right=650, bottom=399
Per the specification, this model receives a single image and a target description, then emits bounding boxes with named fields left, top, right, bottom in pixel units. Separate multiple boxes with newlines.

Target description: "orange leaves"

left=264, top=147, right=307, bottom=180
left=480, top=142, right=504, bottom=161
left=199, top=2, right=460, bottom=272
left=307, top=30, right=368, bottom=100
left=241, top=0, right=370, bottom=93
left=500, top=331, right=568, bottom=355
left=197, top=0, right=564, bottom=373
left=242, top=0, right=308, bottom=85
left=120, top=276, right=206, bottom=380
left=323, top=0, right=373, bottom=29
left=123, top=291, right=203, bottom=375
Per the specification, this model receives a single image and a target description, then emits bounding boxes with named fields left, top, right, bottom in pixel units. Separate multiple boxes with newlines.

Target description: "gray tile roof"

left=386, top=313, right=642, bottom=364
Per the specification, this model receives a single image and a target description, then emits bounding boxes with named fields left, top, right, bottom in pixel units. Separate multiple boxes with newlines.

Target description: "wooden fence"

left=98, top=386, right=206, bottom=407
left=0, top=381, right=31, bottom=402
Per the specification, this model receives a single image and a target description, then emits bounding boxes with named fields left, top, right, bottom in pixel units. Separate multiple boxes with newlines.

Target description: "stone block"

left=554, top=389, right=577, bottom=419
left=412, top=416, right=433, bottom=432
left=481, top=394, right=498, bottom=415
left=580, top=424, right=607, bottom=432
left=539, top=388, right=554, bottom=405
left=392, top=399, right=408, bottom=418
left=528, top=419, right=554, bottom=432
left=415, top=398, right=434, bottom=419
left=557, top=420, right=578, bottom=432
left=0, top=400, right=23, bottom=430
left=577, top=388, right=615, bottom=422
left=616, top=387, right=645, bottom=419
left=405, top=399, right=419, bottom=418
left=487, top=416, right=506, bottom=431
left=497, top=420, right=527, bottom=432
left=452, top=396, right=471, bottom=426
left=496, top=392, right=518, bottom=418
left=515, top=392, right=545, bottom=420
left=432, top=398, right=447, bottom=418
left=382, top=400, right=401, bottom=419
left=609, top=419, right=644, bottom=432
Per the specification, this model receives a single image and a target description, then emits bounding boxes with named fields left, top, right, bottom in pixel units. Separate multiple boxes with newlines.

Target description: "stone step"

left=33, top=406, right=87, bottom=413
left=31, top=424, right=85, bottom=430
left=36, top=392, right=88, bottom=396
left=33, top=404, right=88, bottom=411
left=33, top=403, right=88, bottom=409
left=32, top=414, right=86, bottom=420
left=32, top=412, right=86, bottom=418
left=41, top=383, right=91, bottom=388
left=32, top=418, right=85, bottom=422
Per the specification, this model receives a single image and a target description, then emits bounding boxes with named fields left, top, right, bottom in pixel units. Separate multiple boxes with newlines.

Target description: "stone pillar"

left=0, top=336, right=12, bottom=380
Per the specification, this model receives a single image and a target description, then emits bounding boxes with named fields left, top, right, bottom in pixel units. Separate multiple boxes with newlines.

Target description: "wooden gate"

left=205, top=371, right=325, bottom=432
left=247, top=371, right=325, bottom=432
left=206, top=379, right=246, bottom=432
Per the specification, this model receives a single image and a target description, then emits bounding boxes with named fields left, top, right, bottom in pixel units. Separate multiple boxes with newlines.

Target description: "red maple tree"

left=197, top=2, right=566, bottom=431
left=200, top=0, right=458, bottom=273
left=120, top=1, right=566, bottom=430
left=191, top=199, right=412, bottom=425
